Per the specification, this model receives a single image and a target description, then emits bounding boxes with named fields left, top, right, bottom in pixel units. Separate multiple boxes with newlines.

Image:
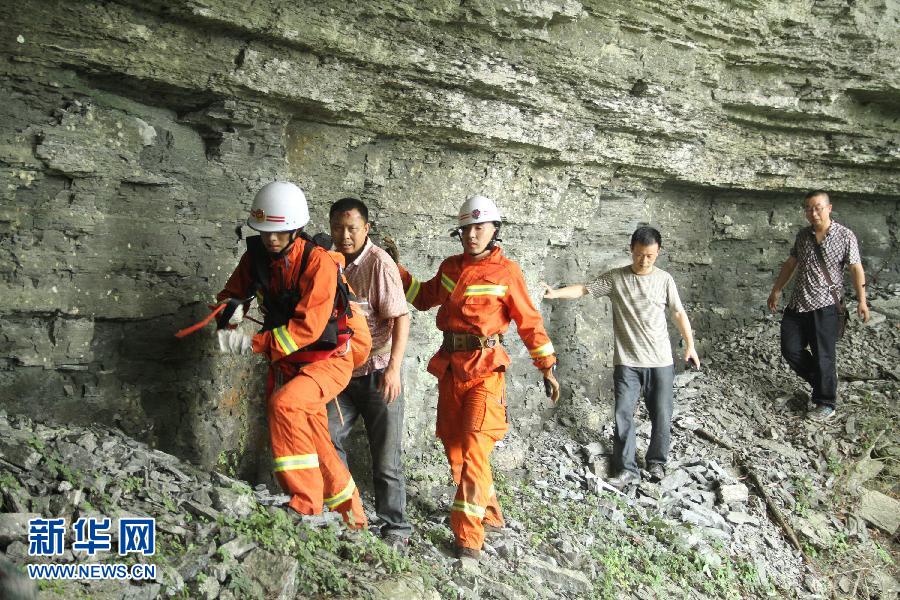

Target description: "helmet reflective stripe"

left=248, top=181, right=310, bottom=232
left=452, top=195, right=502, bottom=231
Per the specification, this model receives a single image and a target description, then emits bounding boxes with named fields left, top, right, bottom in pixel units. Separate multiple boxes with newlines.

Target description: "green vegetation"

left=492, top=471, right=769, bottom=599
left=789, top=474, right=814, bottom=517
left=217, top=450, right=240, bottom=478
left=0, top=470, right=21, bottom=491
left=122, top=475, right=143, bottom=495
left=217, top=506, right=410, bottom=596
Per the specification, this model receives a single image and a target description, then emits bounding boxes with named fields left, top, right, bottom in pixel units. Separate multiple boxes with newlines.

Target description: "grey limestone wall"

left=1, top=0, right=897, bottom=480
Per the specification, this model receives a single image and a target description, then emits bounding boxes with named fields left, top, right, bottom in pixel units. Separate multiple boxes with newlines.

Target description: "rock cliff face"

left=1, top=0, right=898, bottom=474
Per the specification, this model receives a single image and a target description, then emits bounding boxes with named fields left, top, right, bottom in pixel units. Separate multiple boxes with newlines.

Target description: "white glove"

left=228, top=304, right=244, bottom=326
left=217, top=329, right=253, bottom=355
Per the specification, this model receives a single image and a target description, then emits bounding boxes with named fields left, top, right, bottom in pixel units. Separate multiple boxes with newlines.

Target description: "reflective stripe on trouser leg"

left=268, top=374, right=326, bottom=514
left=449, top=431, right=497, bottom=549
left=316, top=401, right=368, bottom=530
left=438, top=371, right=507, bottom=550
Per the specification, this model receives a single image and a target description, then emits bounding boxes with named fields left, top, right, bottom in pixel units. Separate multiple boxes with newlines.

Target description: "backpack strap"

left=810, top=232, right=845, bottom=312
left=246, top=235, right=271, bottom=296
left=297, top=233, right=316, bottom=285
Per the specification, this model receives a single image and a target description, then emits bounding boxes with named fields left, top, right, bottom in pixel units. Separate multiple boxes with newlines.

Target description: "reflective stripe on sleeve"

left=273, top=454, right=319, bottom=472
left=529, top=341, right=555, bottom=358
left=441, top=273, right=457, bottom=294
left=324, top=479, right=356, bottom=509
left=451, top=499, right=486, bottom=519
left=406, top=276, right=421, bottom=303
left=273, top=325, right=299, bottom=355
left=463, top=284, right=508, bottom=297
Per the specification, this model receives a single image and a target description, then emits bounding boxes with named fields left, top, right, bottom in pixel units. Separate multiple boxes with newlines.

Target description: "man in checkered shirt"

left=768, top=191, right=870, bottom=421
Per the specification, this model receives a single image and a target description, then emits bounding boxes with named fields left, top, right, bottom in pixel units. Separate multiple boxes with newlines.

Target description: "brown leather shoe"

left=455, top=546, right=482, bottom=560
left=607, top=470, right=640, bottom=489
left=647, top=463, right=665, bottom=482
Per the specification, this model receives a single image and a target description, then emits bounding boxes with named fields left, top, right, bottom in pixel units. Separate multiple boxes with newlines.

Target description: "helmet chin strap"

left=485, top=227, right=501, bottom=252
left=463, top=226, right=502, bottom=255
left=269, top=229, right=301, bottom=257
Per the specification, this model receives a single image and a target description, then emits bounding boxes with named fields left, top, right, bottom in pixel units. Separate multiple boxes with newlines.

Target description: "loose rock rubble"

left=1, top=288, right=897, bottom=599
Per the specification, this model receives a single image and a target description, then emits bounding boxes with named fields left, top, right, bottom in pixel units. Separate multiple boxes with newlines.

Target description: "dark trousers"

left=780, top=306, right=839, bottom=408
left=326, top=370, right=412, bottom=537
left=612, top=365, right=675, bottom=476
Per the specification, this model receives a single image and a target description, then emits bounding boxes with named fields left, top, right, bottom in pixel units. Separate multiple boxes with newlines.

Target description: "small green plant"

left=217, top=450, right=240, bottom=478
left=122, top=475, right=143, bottom=495
left=0, top=471, right=21, bottom=490
left=161, top=493, right=178, bottom=513
left=874, top=541, right=894, bottom=565
left=790, top=474, right=814, bottom=517
left=227, top=571, right=262, bottom=599
left=42, top=455, right=83, bottom=487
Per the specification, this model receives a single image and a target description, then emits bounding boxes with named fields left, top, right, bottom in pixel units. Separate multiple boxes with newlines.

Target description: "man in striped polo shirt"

left=543, top=226, right=699, bottom=488
left=328, top=197, right=412, bottom=549
left=768, top=191, right=870, bottom=421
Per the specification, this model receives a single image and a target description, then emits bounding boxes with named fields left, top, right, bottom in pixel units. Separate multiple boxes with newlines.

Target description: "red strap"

left=175, top=304, right=226, bottom=338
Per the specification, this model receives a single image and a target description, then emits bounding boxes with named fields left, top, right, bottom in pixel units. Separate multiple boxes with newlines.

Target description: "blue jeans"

left=612, top=365, right=675, bottom=476
left=327, top=370, right=412, bottom=538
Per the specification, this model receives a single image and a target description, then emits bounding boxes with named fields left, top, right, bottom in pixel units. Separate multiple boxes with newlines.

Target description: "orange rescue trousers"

left=267, top=352, right=367, bottom=529
left=438, top=370, right=508, bottom=550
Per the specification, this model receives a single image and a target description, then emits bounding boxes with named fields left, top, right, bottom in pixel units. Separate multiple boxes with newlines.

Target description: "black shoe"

left=607, top=470, right=640, bottom=489
left=647, top=464, right=665, bottom=482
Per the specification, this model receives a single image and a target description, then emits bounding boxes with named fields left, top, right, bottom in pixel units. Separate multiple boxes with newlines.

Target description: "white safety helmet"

left=247, top=181, right=310, bottom=232
left=451, top=195, right=502, bottom=233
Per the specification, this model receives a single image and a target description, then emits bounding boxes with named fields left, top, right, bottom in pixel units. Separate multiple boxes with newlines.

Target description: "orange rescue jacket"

left=218, top=238, right=370, bottom=370
left=398, top=246, right=556, bottom=381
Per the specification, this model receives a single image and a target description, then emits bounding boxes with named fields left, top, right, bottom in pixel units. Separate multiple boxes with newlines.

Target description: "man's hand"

left=684, top=347, right=701, bottom=370
left=382, top=235, right=400, bottom=264
left=540, top=282, right=555, bottom=300
left=217, top=329, right=253, bottom=355
left=540, top=365, right=560, bottom=403
left=379, top=363, right=402, bottom=404
left=857, top=300, right=870, bottom=323
left=767, top=289, right=781, bottom=312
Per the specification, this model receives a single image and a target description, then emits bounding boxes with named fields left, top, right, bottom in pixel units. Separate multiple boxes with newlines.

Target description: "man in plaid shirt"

left=768, top=191, right=870, bottom=421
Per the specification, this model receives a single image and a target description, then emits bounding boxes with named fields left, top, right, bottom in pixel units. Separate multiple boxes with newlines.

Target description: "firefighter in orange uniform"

left=396, top=195, right=560, bottom=559
left=216, top=181, right=370, bottom=528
